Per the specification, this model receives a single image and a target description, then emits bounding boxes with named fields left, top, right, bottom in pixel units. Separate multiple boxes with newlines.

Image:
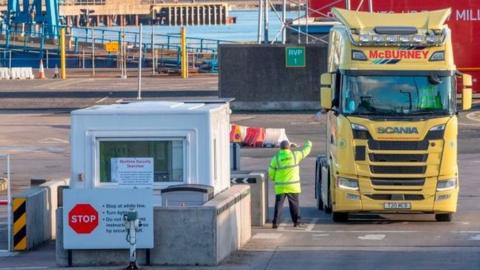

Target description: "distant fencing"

left=0, top=24, right=238, bottom=72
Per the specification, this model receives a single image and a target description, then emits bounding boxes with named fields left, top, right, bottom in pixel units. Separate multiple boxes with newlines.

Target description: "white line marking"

left=358, top=234, right=386, bottom=240
left=277, top=246, right=480, bottom=252
left=0, top=267, right=48, bottom=270
left=305, top=218, right=319, bottom=232
left=466, top=112, right=480, bottom=122
left=312, top=234, right=329, bottom=238
left=454, top=231, right=480, bottom=234
left=469, top=234, right=480, bottom=241
left=278, top=229, right=419, bottom=233
left=95, top=96, right=108, bottom=104
left=252, top=233, right=283, bottom=240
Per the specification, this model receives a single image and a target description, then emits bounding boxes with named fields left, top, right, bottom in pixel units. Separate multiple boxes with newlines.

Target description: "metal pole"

left=257, top=0, right=263, bottom=44
left=346, top=0, right=351, bottom=10
left=263, top=0, right=269, bottom=44
left=151, top=27, right=155, bottom=75
left=60, top=28, right=66, bottom=79
left=82, top=49, right=85, bottom=70
left=180, top=26, right=188, bottom=79
left=137, top=24, right=143, bottom=100
left=306, top=0, right=309, bottom=44
left=282, top=0, right=286, bottom=44
left=46, top=49, right=49, bottom=69
left=368, top=0, right=373, bottom=12
left=8, top=50, right=11, bottom=69
left=297, top=0, right=300, bottom=44
left=91, top=28, right=95, bottom=76
left=122, top=27, right=127, bottom=79
left=6, top=155, right=11, bottom=252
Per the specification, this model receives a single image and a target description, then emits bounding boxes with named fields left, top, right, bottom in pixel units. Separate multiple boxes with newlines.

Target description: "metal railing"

left=0, top=23, right=236, bottom=72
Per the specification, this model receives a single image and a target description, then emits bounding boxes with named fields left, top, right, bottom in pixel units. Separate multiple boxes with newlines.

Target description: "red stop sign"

left=68, top=204, right=99, bottom=234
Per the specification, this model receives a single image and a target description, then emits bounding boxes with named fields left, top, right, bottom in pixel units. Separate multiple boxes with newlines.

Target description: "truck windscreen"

left=341, top=75, right=454, bottom=116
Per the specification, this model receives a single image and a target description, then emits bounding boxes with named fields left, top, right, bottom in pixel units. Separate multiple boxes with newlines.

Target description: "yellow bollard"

left=181, top=27, right=188, bottom=79
left=60, top=28, right=67, bottom=80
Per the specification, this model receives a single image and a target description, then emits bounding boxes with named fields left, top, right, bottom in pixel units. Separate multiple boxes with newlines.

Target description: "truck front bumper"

left=333, top=188, right=458, bottom=214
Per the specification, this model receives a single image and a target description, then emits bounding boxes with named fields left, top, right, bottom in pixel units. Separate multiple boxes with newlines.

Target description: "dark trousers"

left=273, top=193, right=300, bottom=225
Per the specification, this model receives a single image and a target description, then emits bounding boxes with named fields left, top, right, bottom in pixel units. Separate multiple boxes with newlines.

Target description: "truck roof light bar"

left=374, top=26, right=418, bottom=35
left=351, top=29, right=447, bottom=47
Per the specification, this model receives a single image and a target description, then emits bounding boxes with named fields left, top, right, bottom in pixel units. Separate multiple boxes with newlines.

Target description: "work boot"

left=272, top=224, right=278, bottom=229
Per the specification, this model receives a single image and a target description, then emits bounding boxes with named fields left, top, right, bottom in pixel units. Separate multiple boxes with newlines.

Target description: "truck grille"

left=368, top=140, right=429, bottom=151
left=371, top=178, right=425, bottom=186
left=365, top=194, right=424, bottom=201
left=371, top=166, right=426, bottom=174
left=353, top=128, right=443, bottom=178
left=369, top=153, right=428, bottom=162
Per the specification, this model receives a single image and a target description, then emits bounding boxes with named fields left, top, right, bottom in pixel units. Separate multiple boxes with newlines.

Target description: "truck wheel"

left=332, top=212, right=349, bottom=223
left=435, top=213, right=453, bottom=222
left=315, top=159, right=324, bottom=210
left=321, top=159, right=332, bottom=214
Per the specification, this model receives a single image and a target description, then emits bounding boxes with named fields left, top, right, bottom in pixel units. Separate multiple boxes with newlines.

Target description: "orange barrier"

left=230, top=125, right=242, bottom=143
left=244, top=127, right=265, bottom=147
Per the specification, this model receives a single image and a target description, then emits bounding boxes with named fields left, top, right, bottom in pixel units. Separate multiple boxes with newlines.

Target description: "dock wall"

left=218, top=44, right=328, bottom=111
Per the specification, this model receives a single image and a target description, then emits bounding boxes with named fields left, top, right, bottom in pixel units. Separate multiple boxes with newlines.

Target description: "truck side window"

left=332, top=72, right=341, bottom=108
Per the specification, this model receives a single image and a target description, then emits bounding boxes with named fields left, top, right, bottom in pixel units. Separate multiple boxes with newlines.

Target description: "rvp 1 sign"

left=63, top=188, right=153, bottom=249
left=285, top=47, right=306, bottom=68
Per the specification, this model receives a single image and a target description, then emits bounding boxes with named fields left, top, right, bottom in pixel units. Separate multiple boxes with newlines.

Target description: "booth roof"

left=72, top=101, right=228, bottom=115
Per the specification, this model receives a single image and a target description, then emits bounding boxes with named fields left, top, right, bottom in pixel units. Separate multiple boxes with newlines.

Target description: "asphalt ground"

left=0, top=106, right=479, bottom=269
left=0, top=74, right=218, bottom=110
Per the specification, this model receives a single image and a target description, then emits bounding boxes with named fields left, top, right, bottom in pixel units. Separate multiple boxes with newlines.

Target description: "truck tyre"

left=320, top=158, right=332, bottom=214
left=435, top=213, right=453, bottom=222
left=332, top=212, right=349, bottom=223
left=315, top=156, right=325, bottom=210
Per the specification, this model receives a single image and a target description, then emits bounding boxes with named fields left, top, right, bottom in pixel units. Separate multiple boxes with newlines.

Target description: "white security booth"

left=58, top=100, right=251, bottom=266
left=69, top=101, right=231, bottom=204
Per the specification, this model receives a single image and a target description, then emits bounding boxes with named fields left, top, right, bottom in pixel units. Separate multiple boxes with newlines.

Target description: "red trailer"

left=308, top=0, right=480, bottom=93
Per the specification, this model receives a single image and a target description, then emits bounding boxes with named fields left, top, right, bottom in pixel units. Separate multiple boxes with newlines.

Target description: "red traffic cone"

left=38, top=60, right=46, bottom=79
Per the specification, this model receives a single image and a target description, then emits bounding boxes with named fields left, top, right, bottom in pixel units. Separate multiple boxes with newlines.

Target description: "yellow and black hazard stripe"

left=13, top=198, right=27, bottom=251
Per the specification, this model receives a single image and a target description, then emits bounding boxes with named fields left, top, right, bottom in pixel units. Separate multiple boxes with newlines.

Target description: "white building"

left=69, top=101, right=231, bottom=204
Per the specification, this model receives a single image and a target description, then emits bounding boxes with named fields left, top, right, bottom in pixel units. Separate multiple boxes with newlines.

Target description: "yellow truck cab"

left=315, top=8, right=473, bottom=222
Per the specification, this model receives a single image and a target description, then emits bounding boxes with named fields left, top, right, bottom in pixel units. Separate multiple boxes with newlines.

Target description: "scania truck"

left=315, top=8, right=473, bottom=222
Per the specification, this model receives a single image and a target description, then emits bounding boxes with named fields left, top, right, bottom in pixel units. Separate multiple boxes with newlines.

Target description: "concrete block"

left=13, top=179, right=69, bottom=250
left=56, top=185, right=251, bottom=266
left=231, top=171, right=267, bottom=226
left=151, top=207, right=216, bottom=265
left=39, top=179, right=69, bottom=239
left=56, top=208, right=148, bottom=267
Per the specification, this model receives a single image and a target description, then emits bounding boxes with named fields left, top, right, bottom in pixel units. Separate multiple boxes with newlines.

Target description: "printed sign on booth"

left=63, top=189, right=153, bottom=249
left=111, top=157, right=154, bottom=186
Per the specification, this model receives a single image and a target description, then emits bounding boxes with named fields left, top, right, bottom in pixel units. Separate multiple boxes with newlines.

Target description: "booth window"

left=99, top=140, right=184, bottom=183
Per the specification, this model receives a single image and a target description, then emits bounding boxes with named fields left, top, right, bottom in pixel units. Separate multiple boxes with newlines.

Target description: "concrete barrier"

left=219, top=44, right=328, bottom=111
left=0, top=68, right=10, bottom=80
left=231, top=171, right=267, bottom=226
left=12, top=179, right=69, bottom=251
left=10, top=68, right=34, bottom=80
left=56, top=185, right=251, bottom=267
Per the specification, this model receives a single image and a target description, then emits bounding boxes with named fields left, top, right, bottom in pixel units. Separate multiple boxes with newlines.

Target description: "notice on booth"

left=63, top=188, right=154, bottom=249
left=111, top=157, right=154, bottom=186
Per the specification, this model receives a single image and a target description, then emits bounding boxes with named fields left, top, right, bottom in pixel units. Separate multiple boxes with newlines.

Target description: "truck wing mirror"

left=462, top=74, right=472, bottom=111
left=320, top=73, right=333, bottom=110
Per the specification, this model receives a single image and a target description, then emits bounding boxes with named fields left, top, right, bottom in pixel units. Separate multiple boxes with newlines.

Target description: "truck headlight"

left=436, top=179, right=457, bottom=191
left=429, top=124, right=445, bottom=131
left=351, top=123, right=368, bottom=131
left=338, top=177, right=359, bottom=190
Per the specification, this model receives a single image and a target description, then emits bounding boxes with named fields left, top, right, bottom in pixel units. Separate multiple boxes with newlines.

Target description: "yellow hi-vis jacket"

left=268, top=141, right=313, bottom=194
